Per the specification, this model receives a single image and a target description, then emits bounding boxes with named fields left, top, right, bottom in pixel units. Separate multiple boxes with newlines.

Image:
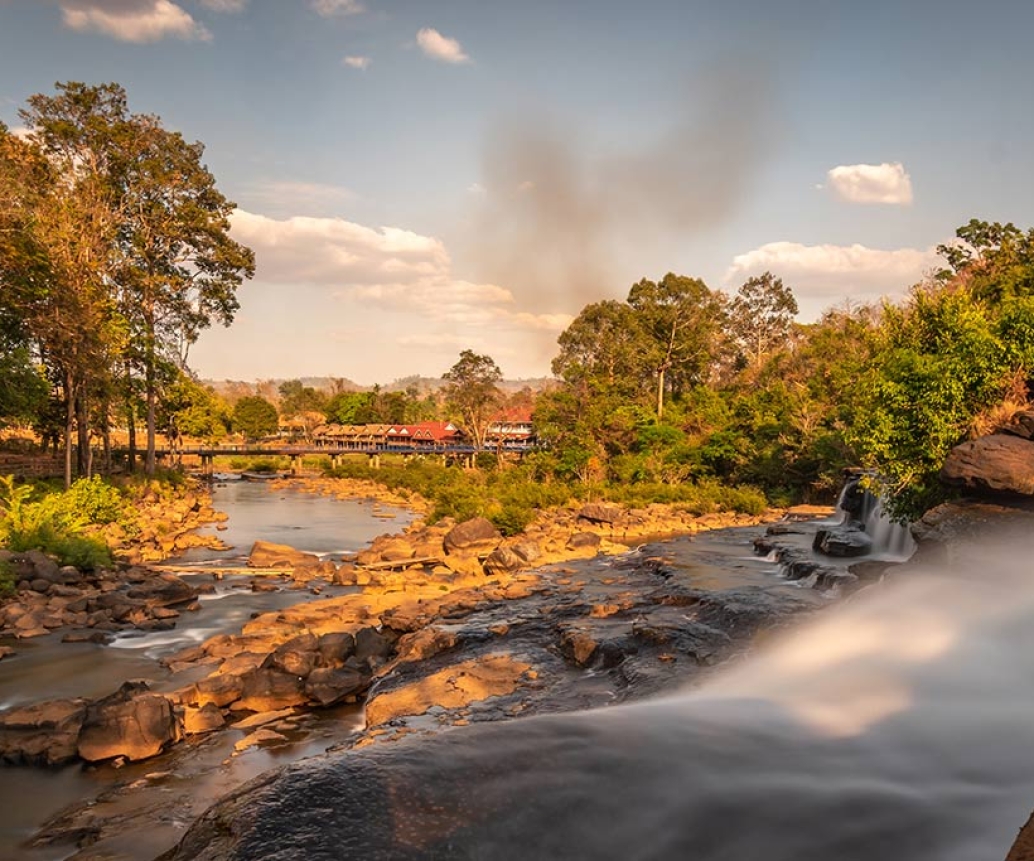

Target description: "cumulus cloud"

left=342, top=55, right=370, bottom=70
left=228, top=209, right=566, bottom=337
left=417, top=27, right=471, bottom=64
left=312, top=0, right=364, bottom=16
left=825, top=162, right=913, bottom=205
left=725, top=240, right=940, bottom=314
left=61, top=0, right=210, bottom=42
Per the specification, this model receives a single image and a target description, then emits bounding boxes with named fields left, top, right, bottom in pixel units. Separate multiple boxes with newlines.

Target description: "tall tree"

left=233, top=395, right=278, bottom=441
left=443, top=350, right=503, bottom=449
left=627, top=273, right=726, bottom=419
left=728, top=271, right=799, bottom=369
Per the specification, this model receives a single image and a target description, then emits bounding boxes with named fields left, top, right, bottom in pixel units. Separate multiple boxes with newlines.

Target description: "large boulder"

left=248, top=541, right=321, bottom=569
left=443, top=517, right=501, bottom=554
left=305, top=667, right=368, bottom=706
left=234, top=669, right=306, bottom=713
left=940, top=434, right=1034, bottom=496
left=577, top=503, right=623, bottom=525
left=77, top=681, right=181, bottom=763
left=0, top=698, right=87, bottom=765
left=1003, top=409, right=1034, bottom=441
left=125, top=571, right=198, bottom=607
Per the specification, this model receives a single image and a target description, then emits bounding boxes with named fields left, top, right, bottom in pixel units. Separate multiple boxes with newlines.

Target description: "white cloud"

left=228, top=209, right=566, bottom=338
left=417, top=27, right=471, bottom=64
left=726, top=240, right=940, bottom=314
left=9, top=126, right=34, bottom=140
left=199, top=0, right=247, bottom=11
left=342, top=55, right=370, bottom=70
left=312, top=0, right=364, bottom=17
left=61, top=0, right=210, bottom=42
left=825, top=162, right=913, bottom=205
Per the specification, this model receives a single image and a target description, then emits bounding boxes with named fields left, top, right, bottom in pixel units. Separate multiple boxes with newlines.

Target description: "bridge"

left=142, top=440, right=537, bottom=475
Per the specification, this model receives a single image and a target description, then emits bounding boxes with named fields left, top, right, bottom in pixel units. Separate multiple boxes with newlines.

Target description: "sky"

left=2, top=0, right=1034, bottom=385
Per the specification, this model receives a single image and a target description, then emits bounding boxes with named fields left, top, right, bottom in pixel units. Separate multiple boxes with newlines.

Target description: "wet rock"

left=364, top=653, right=531, bottom=727
left=0, top=698, right=87, bottom=765
left=941, top=434, right=1034, bottom=496
left=443, top=517, right=501, bottom=554
left=77, top=682, right=181, bottom=763
left=812, top=525, right=873, bottom=557
left=248, top=540, right=321, bottom=569
left=234, top=727, right=287, bottom=752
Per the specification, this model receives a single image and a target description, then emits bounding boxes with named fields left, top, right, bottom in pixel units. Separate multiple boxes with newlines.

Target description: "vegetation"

left=0, top=83, right=254, bottom=484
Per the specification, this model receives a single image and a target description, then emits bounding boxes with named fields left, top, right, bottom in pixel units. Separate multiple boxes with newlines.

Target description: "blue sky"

left=2, top=0, right=1033, bottom=384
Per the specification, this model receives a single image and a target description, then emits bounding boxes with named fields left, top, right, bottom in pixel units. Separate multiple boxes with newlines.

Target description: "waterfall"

left=828, top=470, right=916, bottom=560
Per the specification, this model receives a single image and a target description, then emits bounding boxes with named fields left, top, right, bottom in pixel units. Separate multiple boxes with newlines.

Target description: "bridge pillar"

left=291, top=454, right=300, bottom=475
left=201, top=454, right=213, bottom=477
left=368, top=453, right=381, bottom=470
left=332, top=454, right=342, bottom=470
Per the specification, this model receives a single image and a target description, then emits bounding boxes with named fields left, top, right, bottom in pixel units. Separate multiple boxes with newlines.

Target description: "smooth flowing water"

left=0, top=480, right=413, bottom=860
left=216, top=536, right=1034, bottom=861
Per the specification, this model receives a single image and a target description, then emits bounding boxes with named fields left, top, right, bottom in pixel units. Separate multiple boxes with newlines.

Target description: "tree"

left=18, top=82, right=254, bottom=478
left=936, top=219, right=1034, bottom=302
left=443, top=350, right=503, bottom=449
left=728, top=271, right=799, bottom=369
left=233, top=396, right=278, bottom=441
left=278, top=380, right=328, bottom=419
left=552, top=300, right=651, bottom=400
left=158, top=374, right=231, bottom=444
left=627, top=273, right=726, bottom=419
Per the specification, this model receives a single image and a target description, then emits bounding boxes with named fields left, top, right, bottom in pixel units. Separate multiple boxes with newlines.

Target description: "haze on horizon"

left=2, top=0, right=1033, bottom=385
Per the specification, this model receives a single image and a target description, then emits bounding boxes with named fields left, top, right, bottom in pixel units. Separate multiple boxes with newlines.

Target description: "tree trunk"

left=63, top=369, right=74, bottom=490
left=145, top=347, right=156, bottom=476
left=126, top=362, right=137, bottom=473
left=656, top=367, right=666, bottom=420
left=75, top=391, right=90, bottom=478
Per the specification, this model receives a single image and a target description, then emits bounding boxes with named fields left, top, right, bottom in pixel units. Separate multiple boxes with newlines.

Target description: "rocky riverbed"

left=0, top=475, right=860, bottom=860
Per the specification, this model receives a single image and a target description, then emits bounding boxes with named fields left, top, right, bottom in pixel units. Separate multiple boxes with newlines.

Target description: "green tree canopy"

left=233, top=395, right=278, bottom=441
left=443, top=350, right=503, bottom=449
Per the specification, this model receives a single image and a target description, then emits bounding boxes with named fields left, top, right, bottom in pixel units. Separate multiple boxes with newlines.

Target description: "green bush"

left=0, top=559, right=15, bottom=597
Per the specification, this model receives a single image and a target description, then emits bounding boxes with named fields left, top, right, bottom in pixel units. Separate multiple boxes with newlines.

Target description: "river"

left=0, top=478, right=414, bottom=861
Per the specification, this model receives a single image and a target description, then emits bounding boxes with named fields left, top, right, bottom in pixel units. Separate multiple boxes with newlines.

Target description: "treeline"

left=532, top=221, right=1034, bottom=519
left=0, top=82, right=254, bottom=486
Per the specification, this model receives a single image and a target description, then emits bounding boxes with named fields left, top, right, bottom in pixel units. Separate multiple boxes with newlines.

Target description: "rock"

left=567, top=532, right=602, bottom=550
left=231, top=708, right=296, bottom=730
left=812, top=526, right=873, bottom=557
left=1003, top=409, right=1034, bottom=441
left=234, top=727, right=287, bottom=752
left=941, top=434, right=1034, bottom=496
left=77, top=682, right=181, bottom=763
left=0, top=698, right=87, bottom=765
left=318, top=632, right=356, bottom=665
left=510, top=540, right=541, bottom=565
left=364, top=653, right=532, bottom=727
left=233, top=669, right=306, bottom=713
left=354, top=627, right=396, bottom=666
left=248, top=540, right=321, bottom=569
left=443, top=517, right=502, bottom=554
left=305, top=667, right=368, bottom=706
left=483, top=546, right=525, bottom=576
left=194, top=673, right=245, bottom=708
left=577, top=503, right=623, bottom=525
left=126, top=572, right=198, bottom=607
left=182, top=703, right=226, bottom=735
left=375, top=538, right=417, bottom=563
left=264, top=634, right=319, bottom=678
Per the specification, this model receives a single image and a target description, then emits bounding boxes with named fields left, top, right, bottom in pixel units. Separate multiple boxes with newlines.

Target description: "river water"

left=0, top=479, right=414, bottom=860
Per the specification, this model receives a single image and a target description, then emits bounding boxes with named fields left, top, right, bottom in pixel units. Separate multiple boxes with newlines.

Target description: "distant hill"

left=203, top=376, right=556, bottom=399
